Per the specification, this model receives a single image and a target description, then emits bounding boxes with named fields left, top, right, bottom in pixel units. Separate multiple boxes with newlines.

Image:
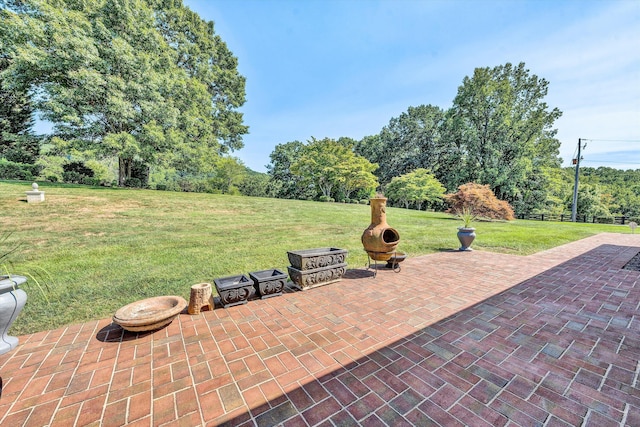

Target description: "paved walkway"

left=0, top=233, right=639, bottom=426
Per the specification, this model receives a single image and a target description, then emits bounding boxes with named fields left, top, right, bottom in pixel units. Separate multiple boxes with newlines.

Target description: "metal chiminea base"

left=366, top=251, right=406, bottom=277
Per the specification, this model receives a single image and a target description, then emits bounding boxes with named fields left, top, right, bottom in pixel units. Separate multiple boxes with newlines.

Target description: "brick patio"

left=0, top=233, right=638, bottom=426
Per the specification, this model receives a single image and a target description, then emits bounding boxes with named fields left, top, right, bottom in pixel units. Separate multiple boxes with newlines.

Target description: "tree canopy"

left=447, top=62, right=562, bottom=202
left=290, top=137, right=378, bottom=201
left=0, top=55, right=39, bottom=165
left=385, top=168, right=446, bottom=210
left=352, top=62, right=565, bottom=215
left=0, top=0, right=247, bottom=186
left=267, top=140, right=317, bottom=200
left=355, top=105, right=446, bottom=185
left=579, top=167, right=640, bottom=217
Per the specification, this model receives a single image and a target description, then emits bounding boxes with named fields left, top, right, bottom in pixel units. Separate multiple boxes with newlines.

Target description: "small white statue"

left=26, top=182, right=45, bottom=203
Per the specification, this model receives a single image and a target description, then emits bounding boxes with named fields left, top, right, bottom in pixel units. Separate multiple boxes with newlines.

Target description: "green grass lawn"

left=1, top=180, right=633, bottom=334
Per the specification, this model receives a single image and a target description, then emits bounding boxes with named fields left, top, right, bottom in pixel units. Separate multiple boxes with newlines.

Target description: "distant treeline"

left=1, top=2, right=637, bottom=219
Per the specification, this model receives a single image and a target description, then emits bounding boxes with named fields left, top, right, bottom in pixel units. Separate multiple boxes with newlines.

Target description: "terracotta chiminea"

left=361, top=197, right=400, bottom=261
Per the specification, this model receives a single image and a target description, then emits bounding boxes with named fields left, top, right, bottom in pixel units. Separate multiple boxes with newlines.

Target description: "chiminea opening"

left=382, top=228, right=399, bottom=244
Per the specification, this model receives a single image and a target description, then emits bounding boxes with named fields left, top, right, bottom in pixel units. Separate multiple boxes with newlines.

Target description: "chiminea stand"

left=365, top=250, right=403, bottom=277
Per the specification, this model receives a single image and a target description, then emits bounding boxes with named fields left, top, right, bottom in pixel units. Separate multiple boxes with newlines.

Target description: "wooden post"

left=571, top=138, right=583, bottom=222
left=188, top=283, right=214, bottom=315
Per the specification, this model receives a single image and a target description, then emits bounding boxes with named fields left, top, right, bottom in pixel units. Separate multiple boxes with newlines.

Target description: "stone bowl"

left=385, top=252, right=407, bottom=268
left=113, top=296, right=187, bottom=332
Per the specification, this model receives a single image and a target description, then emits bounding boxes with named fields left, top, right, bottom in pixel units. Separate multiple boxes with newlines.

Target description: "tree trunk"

left=319, top=182, right=332, bottom=198
left=344, top=188, right=353, bottom=199
left=118, top=157, right=125, bottom=187
left=118, top=157, right=133, bottom=187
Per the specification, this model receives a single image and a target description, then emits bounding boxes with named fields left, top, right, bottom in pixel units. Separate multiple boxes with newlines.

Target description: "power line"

left=582, top=139, right=640, bottom=143
left=582, top=160, right=640, bottom=165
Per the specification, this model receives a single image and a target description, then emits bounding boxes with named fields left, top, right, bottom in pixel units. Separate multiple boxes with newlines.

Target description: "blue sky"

left=185, top=0, right=640, bottom=172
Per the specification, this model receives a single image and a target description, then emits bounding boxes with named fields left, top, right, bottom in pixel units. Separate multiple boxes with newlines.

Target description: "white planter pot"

left=0, top=275, right=28, bottom=355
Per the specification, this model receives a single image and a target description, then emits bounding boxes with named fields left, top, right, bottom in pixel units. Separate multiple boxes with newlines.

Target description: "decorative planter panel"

left=287, top=248, right=348, bottom=270
left=249, top=269, right=288, bottom=299
left=214, top=274, right=256, bottom=308
left=0, top=275, right=27, bottom=355
left=288, top=263, right=347, bottom=291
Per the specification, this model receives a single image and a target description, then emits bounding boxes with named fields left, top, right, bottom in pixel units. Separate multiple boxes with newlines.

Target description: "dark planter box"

left=214, top=274, right=255, bottom=308
left=249, top=269, right=288, bottom=299
left=287, top=263, right=347, bottom=291
left=287, top=247, right=348, bottom=270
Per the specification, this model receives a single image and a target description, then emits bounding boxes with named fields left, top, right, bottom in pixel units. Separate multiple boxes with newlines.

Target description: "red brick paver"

left=0, top=233, right=638, bottom=426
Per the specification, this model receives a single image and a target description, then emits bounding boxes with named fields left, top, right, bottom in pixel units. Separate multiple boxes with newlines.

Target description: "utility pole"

left=571, top=138, right=583, bottom=222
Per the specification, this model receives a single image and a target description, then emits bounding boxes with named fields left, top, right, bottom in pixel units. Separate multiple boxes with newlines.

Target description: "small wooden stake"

left=188, top=283, right=214, bottom=314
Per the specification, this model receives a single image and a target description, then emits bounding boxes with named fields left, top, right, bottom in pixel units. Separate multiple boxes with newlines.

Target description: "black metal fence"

left=516, top=214, right=639, bottom=225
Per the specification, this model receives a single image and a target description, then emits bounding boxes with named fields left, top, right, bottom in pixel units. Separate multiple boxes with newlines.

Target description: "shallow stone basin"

left=385, top=251, right=407, bottom=268
left=113, top=296, right=187, bottom=332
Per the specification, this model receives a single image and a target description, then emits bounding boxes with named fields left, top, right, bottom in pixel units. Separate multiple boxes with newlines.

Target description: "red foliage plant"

left=445, top=183, right=515, bottom=221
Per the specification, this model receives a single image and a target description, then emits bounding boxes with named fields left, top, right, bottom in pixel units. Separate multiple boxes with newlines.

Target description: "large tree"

left=357, top=105, right=445, bottom=185
left=336, top=152, right=378, bottom=200
left=211, top=156, right=246, bottom=194
left=0, top=0, right=247, bottom=186
left=0, top=56, right=39, bottom=165
left=385, top=168, right=446, bottom=210
left=290, top=137, right=378, bottom=200
left=267, top=140, right=316, bottom=200
left=447, top=62, right=562, bottom=204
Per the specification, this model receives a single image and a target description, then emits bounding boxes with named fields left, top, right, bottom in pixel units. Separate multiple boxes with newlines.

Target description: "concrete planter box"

left=249, top=269, right=287, bottom=299
left=214, top=274, right=255, bottom=308
left=287, top=247, right=348, bottom=270
left=288, top=263, right=347, bottom=291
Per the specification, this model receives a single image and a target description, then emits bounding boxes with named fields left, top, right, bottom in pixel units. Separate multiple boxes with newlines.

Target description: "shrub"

left=128, top=160, right=150, bottom=187
left=594, top=216, right=614, bottom=224
left=359, top=199, right=369, bottom=205
left=62, top=161, right=94, bottom=184
left=445, top=182, right=515, bottom=221
left=36, top=155, right=64, bottom=183
left=0, top=159, right=37, bottom=180
left=124, top=177, right=142, bottom=188
left=319, top=196, right=331, bottom=202
left=84, top=159, right=113, bottom=185
left=80, top=176, right=101, bottom=186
